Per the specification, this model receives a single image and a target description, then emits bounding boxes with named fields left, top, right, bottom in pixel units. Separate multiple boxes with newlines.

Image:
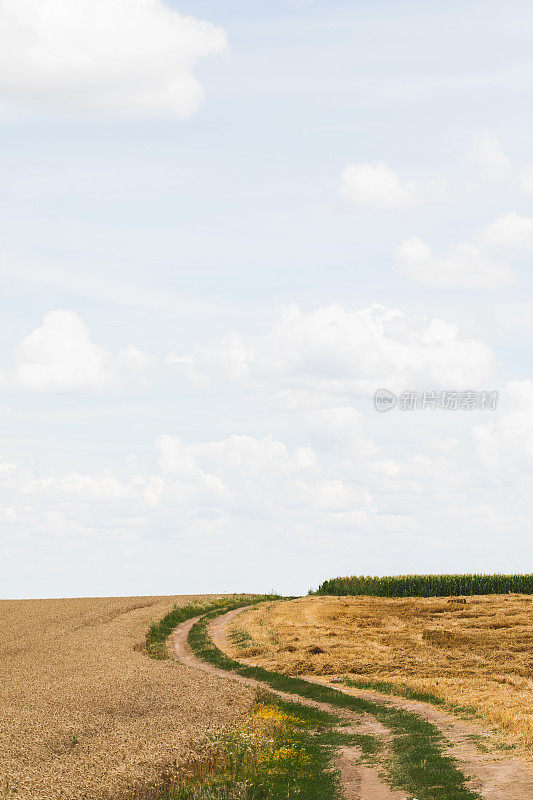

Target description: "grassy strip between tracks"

left=145, top=595, right=280, bottom=659
left=188, top=605, right=482, bottom=800
left=341, top=677, right=477, bottom=718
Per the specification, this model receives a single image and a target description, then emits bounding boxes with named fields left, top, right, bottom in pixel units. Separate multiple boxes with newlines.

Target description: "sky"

left=0, top=0, right=532, bottom=598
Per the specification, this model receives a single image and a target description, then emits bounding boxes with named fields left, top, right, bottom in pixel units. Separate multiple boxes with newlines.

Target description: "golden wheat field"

left=0, top=596, right=254, bottom=800
left=230, top=595, right=533, bottom=754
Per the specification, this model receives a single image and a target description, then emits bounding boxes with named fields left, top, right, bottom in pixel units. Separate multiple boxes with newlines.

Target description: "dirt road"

left=170, top=612, right=408, bottom=800
left=170, top=607, right=533, bottom=800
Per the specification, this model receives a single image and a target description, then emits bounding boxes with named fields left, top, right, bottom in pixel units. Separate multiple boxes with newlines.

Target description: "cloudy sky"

left=1, top=0, right=532, bottom=598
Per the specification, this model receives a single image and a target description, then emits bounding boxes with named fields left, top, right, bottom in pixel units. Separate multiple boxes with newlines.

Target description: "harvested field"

left=229, top=595, right=533, bottom=756
left=0, top=596, right=255, bottom=800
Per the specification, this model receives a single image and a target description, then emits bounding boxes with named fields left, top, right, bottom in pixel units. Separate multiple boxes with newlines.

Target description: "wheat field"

left=0, top=596, right=254, bottom=800
left=230, top=595, right=533, bottom=755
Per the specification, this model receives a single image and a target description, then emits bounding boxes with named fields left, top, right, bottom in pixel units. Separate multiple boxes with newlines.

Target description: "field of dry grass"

left=0, top=596, right=254, bottom=800
left=229, top=595, right=533, bottom=755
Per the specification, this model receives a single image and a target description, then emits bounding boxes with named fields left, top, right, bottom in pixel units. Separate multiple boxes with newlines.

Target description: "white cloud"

left=466, top=131, right=512, bottom=181
left=394, top=212, right=530, bottom=289
left=1, top=400, right=531, bottom=590
left=0, top=309, right=151, bottom=393
left=467, top=131, right=533, bottom=195
left=339, top=161, right=447, bottom=210
left=475, top=212, right=533, bottom=251
left=474, top=380, right=533, bottom=476
left=0, top=0, right=228, bottom=118
left=516, top=168, right=533, bottom=195
left=6, top=304, right=493, bottom=401
left=157, top=433, right=316, bottom=485
left=169, top=303, right=497, bottom=405
left=340, top=162, right=416, bottom=210
left=1, top=310, right=112, bottom=392
left=306, top=407, right=372, bottom=452
left=340, top=136, right=533, bottom=218
left=118, top=345, right=154, bottom=377
left=395, top=237, right=514, bottom=290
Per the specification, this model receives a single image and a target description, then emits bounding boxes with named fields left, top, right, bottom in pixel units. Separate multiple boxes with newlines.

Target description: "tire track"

left=170, top=612, right=408, bottom=800
left=218, top=607, right=533, bottom=800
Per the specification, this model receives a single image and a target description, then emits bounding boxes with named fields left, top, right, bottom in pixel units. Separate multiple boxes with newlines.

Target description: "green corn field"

left=314, top=573, right=533, bottom=597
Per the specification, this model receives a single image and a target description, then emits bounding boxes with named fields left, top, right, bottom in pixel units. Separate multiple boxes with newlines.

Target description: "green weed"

left=164, top=695, right=342, bottom=800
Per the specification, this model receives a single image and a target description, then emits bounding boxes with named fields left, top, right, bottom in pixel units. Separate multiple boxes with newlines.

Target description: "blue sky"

left=0, top=0, right=532, bottom=598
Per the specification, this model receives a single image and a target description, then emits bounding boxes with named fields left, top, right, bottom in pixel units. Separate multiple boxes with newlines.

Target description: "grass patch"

left=342, top=677, right=479, bottom=719
left=324, top=729, right=382, bottom=759
left=467, top=733, right=517, bottom=755
left=343, top=676, right=447, bottom=706
left=188, top=607, right=482, bottom=800
left=161, top=694, right=343, bottom=800
left=351, top=733, right=381, bottom=757
left=228, top=629, right=254, bottom=648
left=468, top=734, right=491, bottom=754
left=228, top=628, right=256, bottom=654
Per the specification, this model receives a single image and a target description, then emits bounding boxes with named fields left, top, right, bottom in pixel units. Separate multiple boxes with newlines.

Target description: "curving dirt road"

left=170, top=608, right=533, bottom=800
left=170, top=612, right=408, bottom=800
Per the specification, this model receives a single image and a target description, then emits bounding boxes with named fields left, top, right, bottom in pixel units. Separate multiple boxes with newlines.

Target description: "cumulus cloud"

left=6, top=304, right=493, bottom=401
left=339, top=161, right=447, bottom=210
left=341, top=136, right=533, bottom=218
left=168, top=303, right=497, bottom=405
left=0, top=309, right=150, bottom=393
left=0, top=0, right=228, bottom=118
left=1, top=400, right=531, bottom=590
left=157, top=433, right=317, bottom=490
left=467, top=131, right=533, bottom=194
left=0, top=427, right=427, bottom=548
left=0, top=430, right=362, bottom=541
left=475, top=212, right=533, bottom=251
left=341, top=135, right=533, bottom=218
left=394, top=212, right=530, bottom=289
left=306, top=407, right=371, bottom=452
left=474, top=380, right=533, bottom=476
